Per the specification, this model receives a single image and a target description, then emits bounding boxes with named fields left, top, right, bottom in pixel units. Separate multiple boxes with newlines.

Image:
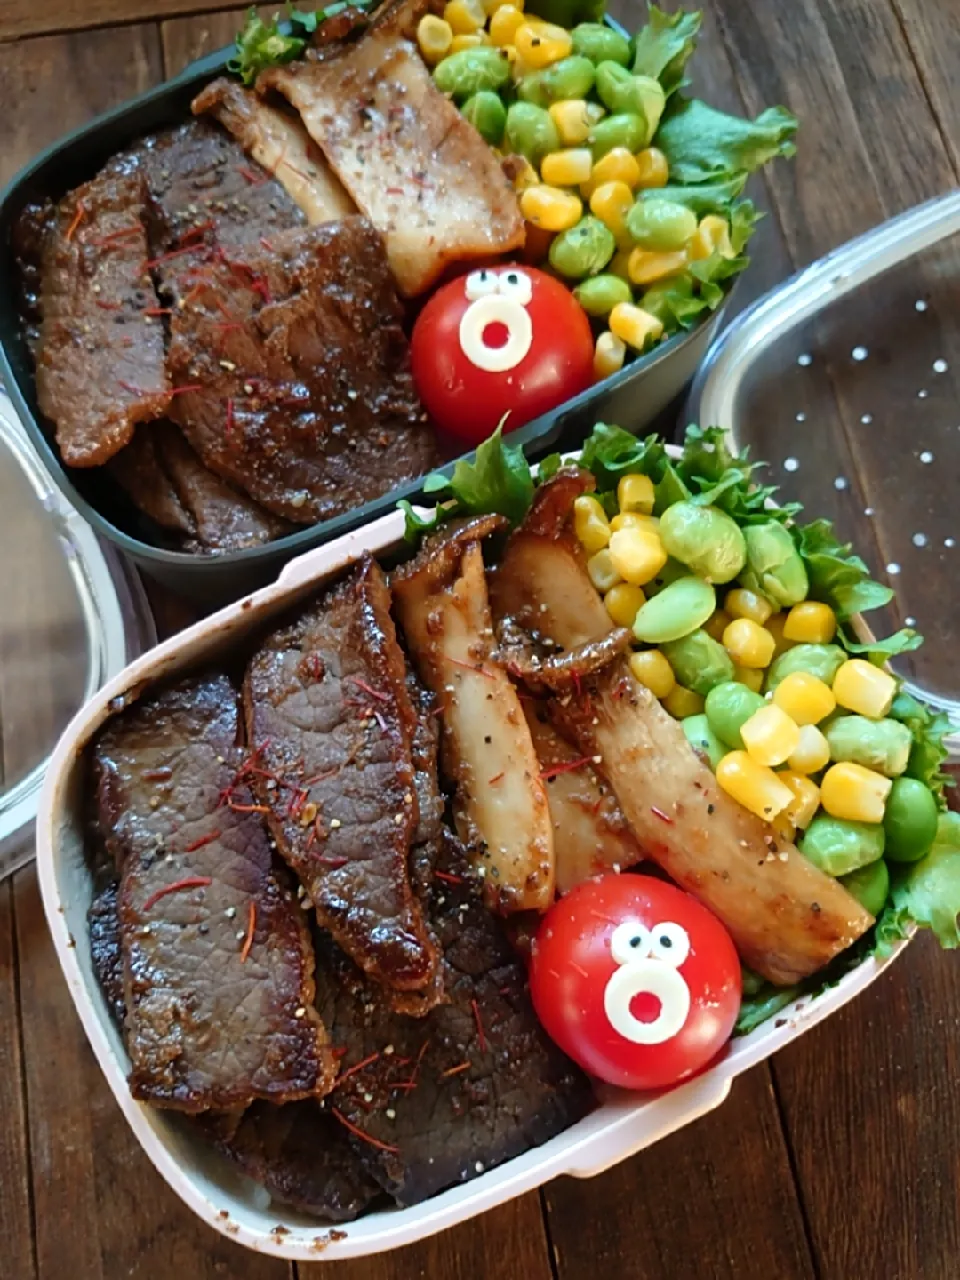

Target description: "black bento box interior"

left=0, top=39, right=727, bottom=605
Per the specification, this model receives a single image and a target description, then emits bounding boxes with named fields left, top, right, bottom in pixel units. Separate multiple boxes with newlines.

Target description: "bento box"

left=36, top=457, right=910, bottom=1262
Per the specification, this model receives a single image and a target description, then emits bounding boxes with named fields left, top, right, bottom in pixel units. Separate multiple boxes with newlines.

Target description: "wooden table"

left=2, top=1, right=959, bottom=1276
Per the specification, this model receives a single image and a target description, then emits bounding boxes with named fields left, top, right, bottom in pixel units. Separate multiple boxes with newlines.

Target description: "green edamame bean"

left=682, top=714, right=727, bottom=771
left=799, top=814, right=885, bottom=877
left=645, top=557, right=688, bottom=595
left=625, top=198, right=698, bottom=252
left=662, top=629, right=735, bottom=696
left=504, top=101, right=560, bottom=168
left=517, top=56, right=596, bottom=107
left=740, top=521, right=809, bottom=608
left=461, top=90, right=507, bottom=146
left=594, top=63, right=665, bottom=139
left=659, top=501, right=747, bottom=584
left=572, top=22, right=631, bottom=66
left=704, top=680, right=765, bottom=749
left=839, top=859, right=890, bottom=916
left=765, top=644, right=846, bottom=693
left=824, top=715, right=912, bottom=778
left=632, top=575, right=716, bottom=644
left=434, top=46, right=511, bottom=101
left=573, top=273, right=632, bottom=316
left=883, top=776, right=939, bottom=862
left=548, top=215, right=616, bottom=279
left=588, top=112, right=648, bottom=159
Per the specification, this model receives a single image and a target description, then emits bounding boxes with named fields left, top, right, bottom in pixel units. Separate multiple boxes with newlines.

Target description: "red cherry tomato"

left=410, top=265, right=594, bottom=446
left=530, top=875, right=741, bottom=1091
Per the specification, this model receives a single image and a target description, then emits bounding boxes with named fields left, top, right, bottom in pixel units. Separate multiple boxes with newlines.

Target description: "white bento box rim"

left=36, top=449, right=909, bottom=1262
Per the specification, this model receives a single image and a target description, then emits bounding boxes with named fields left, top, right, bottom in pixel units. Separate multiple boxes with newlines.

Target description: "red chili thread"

left=337, top=1051, right=381, bottom=1084
left=650, top=806, right=674, bottom=825
left=225, top=397, right=235, bottom=437
left=240, top=901, right=257, bottom=963
left=259, top=236, right=275, bottom=251
left=330, top=1108, right=399, bottom=1154
left=183, top=829, right=221, bottom=853
left=90, top=225, right=141, bottom=246
left=143, top=306, right=173, bottom=317
left=303, top=769, right=337, bottom=787
left=142, top=875, right=212, bottom=913
left=238, top=165, right=269, bottom=186
left=65, top=200, right=86, bottom=242
left=345, top=676, right=390, bottom=703
left=227, top=800, right=270, bottom=814
left=393, top=1039, right=430, bottom=1091
left=441, top=1061, right=472, bottom=1078
left=316, top=855, right=348, bottom=869
left=488, top=771, right=505, bottom=784
left=471, top=999, right=487, bottom=1054
left=141, top=242, right=209, bottom=270
left=94, top=299, right=123, bottom=311
left=141, top=767, right=172, bottom=780
left=445, top=656, right=496, bottom=680
left=433, top=870, right=462, bottom=885
left=539, top=757, right=594, bottom=781
left=169, top=384, right=204, bottom=397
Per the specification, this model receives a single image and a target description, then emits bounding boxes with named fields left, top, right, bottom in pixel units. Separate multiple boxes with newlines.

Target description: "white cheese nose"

left=458, top=294, right=533, bottom=374
left=602, top=959, right=691, bottom=1046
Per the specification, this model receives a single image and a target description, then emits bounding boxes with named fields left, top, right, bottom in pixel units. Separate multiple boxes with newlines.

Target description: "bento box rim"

left=35, top=446, right=908, bottom=1262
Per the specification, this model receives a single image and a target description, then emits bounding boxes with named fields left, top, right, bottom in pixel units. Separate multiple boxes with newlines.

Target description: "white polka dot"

left=916, top=299, right=928, bottom=311
left=834, top=476, right=848, bottom=490
left=887, top=563, right=901, bottom=575
left=795, top=412, right=806, bottom=422
left=918, top=389, right=929, bottom=399
left=797, top=353, right=813, bottom=367
left=912, top=533, right=928, bottom=548
left=783, top=457, right=799, bottom=472
left=933, top=359, right=948, bottom=374
left=852, top=346, right=868, bottom=361
left=920, top=451, right=934, bottom=463
left=860, top=413, right=873, bottom=424
left=864, top=507, right=875, bottom=516
left=905, top=616, right=917, bottom=627
left=946, top=538, right=956, bottom=549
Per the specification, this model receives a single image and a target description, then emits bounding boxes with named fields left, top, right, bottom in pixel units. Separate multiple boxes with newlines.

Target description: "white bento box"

left=36, top=485, right=909, bottom=1263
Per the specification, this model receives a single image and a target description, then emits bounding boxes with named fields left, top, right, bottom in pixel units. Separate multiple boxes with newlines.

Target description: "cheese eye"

left=610, top=920, right=651, bottom=965
left=648, top=922, right=690, bottom=968
left=465, top=269, right=499, bottom=300
left=497, top=268, right=533, bottom=304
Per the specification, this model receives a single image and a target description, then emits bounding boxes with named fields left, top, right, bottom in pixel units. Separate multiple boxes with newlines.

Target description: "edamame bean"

left=461, top=90, right=507, bottom=145
left=883, top=776, right=939, bottom=862
left=765, top=643, right=846, bottom=693
left=824, top=715, right=912, bottom=778
left=517, top=56, right=596, bottom=106
left=839, top=859, right=890, bottom=916
left=625, top=198, right=698, bottom=252
left=659, top=501, right=747, bottom=584
left=682, top=713, right=727, bottom=771
left=704, top=680, right=765, bottom=749
left=588, top=112, right=648, bottom=159
left=632, top=575, right=716, bottom=644
left=548, top=215, right=616, bottom=279
left=434, top=46, right=511, bottom=100
left=645, top=557, right=688, bottom=595
left=504, top=101, right=560, bottom=167
left=662, top=629, right=735, bottom=696
left=573, top=273, right=632, bottom=315
left=594, top=63, right=665, bottom=140
left=799, top=814, right=885, bottom=877
left=571, top=22, right=631, bottom=66
left=740, top=521, right=809, bottom=608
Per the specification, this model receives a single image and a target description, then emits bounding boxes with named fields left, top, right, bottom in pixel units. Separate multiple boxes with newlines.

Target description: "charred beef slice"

left=313, top=831, right=592, bottom=1206
left=244, top=556, right=441, bottom=996
left=92, top=671, right=336, bottom=1111
left=88, top=880, right=126, bottom=1029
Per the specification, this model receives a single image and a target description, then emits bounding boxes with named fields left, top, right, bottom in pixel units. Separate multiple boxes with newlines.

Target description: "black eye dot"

left=659, top=935, right=672, bottom=948
left=630, top=935, right=643, bottom=948
left=505, top=271, right=519, bottom=284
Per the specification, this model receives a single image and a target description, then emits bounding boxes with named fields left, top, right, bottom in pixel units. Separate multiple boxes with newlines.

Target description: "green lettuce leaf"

left=632, top=5, right=702, bottom=97
left=876, top=813, right=960, bottom=952
left=229, top=2, right=370, bottom=85
left=675, top=424, right=799, bottom=525
left=656, top=98, right=797, bottom=184
left=792, top=518, right=894, bottom=619
left=889, top=691, right=954, bottom=804
left=640, top=174, right=748, bottom=219
left=836, top=626, right=923, bottom=665
left=406, top=423, right=534, bottom=536
left=735, top=985, right=800, bottom=1035
left=578, top=423, right=668, bottom=491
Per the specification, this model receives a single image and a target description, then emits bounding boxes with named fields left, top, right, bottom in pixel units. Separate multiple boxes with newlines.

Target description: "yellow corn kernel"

left=593, top=330, right=626, bottom=380
left=586, top=547, right=622, bottom=593
left=617, top=473, right=655, bottom=515
left=771, top=811, right=796, bottom=843
left=778, top=771, right=821, bottom=830
left=605, top=583, right=646, bottom=628
left=772, top=671, right=837, bottom=726
left=549, top=99, right=603, bottom=145
left=582, top=148, right=641, bottom=200
left=788, top=724, right=831, bottom=775
left=444, top=0, right=486, bottom=32
left=740, top=704, right=801, bottom=768
left=733, top=664, right=765, bottom=693
left=608, top=526, right=668, bottom=585
left=627, top=247, right=688, bottom=286
left=716, top=750, right=794, bottom=821
left=766, top=611, right=794, bottom=658
left=511, top=158, right=540, bottom=191
left=610, top=511, right=659, bottom=534
left=609, top=302, right=664, bottom=352
left=608, top=245, right=633, bottom=281
left=540, top=148, right=593, bottom=187
left=573, top=494, right=611, bottom=554
left=514, top=20, right=572, bottom=66
left=723, top=617, right=777, bottom=669
left=663, top=685, right=705, bottom=719
left=635, top=146, right=669, bottom=189
left=783, top=601, right=838, bottom=645
left=820, top=762, right=892, bottom=824
left=450, top=31, right=487, bottom=50
left=703, top=610, right=732, bottom=643
left=483, top=0, right=521, bottom=15
left=417, top=14, right=454, bottom=62
left=724, top=587, right=774, bottom=626
left=629, top=649, right=676, bottom=700
left=688, top=214, right=734, bottom=262
left=589, top=180, right=635, bottom=245
left=833, top=659, right=897, bottom=718
left=489, top=2, right=525, bottom=43
left=520, top=185, right=583, bottom=232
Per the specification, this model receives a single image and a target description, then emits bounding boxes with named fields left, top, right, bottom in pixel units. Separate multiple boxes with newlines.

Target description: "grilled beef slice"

left=244, top=556, right=441, bottom=996
left=107, top=428, right=197, bottom=537
left=10, top=197, right=54, bottom=355
left=92, top=672, right=335, bottom=1111
left=88, top=880, right=126, bottom=1028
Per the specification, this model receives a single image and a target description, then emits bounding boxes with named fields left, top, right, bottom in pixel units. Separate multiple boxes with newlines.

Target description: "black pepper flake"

left=707, top=803, right=715, bottom=815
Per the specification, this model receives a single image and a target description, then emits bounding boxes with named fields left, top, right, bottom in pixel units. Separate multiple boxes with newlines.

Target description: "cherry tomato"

left=410, top=265, right=594, bottom=446
left=530, top=874, right=741, bottom=1091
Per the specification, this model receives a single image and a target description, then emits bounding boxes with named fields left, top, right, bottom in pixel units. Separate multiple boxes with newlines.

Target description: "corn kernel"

left=589, top=180, right=634, bottom=244
left=703, top=610, right=732, bottom=643
left=573, top=494, right=610, bottom=553
left=766, top=611, right=794, bottom=658
left=611, top=512, right=659, bottom=534
left=773, top=671, right=837, bottom=726
left=740, top=704, right=801, bottom=768
left=550, top=99, right=604, bottom=145
left=820, top=761, right=892, bottom=824
left=582, top=148, right=641, bottom=199
left=629, top=649, right=676, bottom=699
left=783, top=601, right=838, bottom=645
left=520, top=185, right=583, bottom=232
left=617, top=473, right=655, bottom=515
left=663, top=685, right=705, bottom=718
left=605, top=583, right=646, bottom=628
left=514, top=20, right=572, bottom=66
left=627, top=247, right=688, bottom=286
left=725, top=588, right=774, bottom=626
left=723, top=617, right=777, bottom=669
left=771, top=811, right=796, bottom=843
left=444, top=0, right=486, bottom=32
left=788, top=724, right=831, bottom=774
left=586, top=548, right=621, bottom=593
left=483, top=0, right=521, bottom=15
left=593, top=330, right=626, bottom=380
left=489, top=2, right=525, bottom=43
left=609, top=302, right=664, bottom=352
left=733, top=664, right=765, bottom=693
left=450, top=31, right=487, bottom=50
left=511, top=158, right=540, bottom=191
left=417, top=14, right=454, bottom=62
left=540, top=148, right=593, bottom=187
left=716, top=751, right=794, bottom=821
left=688, top=214, right=734, bottom=262
left=833, top=659, right=897, bottom=719
left=608, top=527, right=667, bottom=585
left=606, top=246, right=632, bottom=281
left=778, top=771, right=821, bottom=830
left=635, top=146, right=669, bottom=189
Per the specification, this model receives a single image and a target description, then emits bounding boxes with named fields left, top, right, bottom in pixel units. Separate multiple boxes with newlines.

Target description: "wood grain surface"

left=0, top=2, right=958, bottom=1278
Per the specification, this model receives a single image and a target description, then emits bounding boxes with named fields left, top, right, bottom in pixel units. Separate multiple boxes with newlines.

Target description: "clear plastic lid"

left=0, top=394, right=155, bottom=878
left=690, top=191, right=960, bottom=758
